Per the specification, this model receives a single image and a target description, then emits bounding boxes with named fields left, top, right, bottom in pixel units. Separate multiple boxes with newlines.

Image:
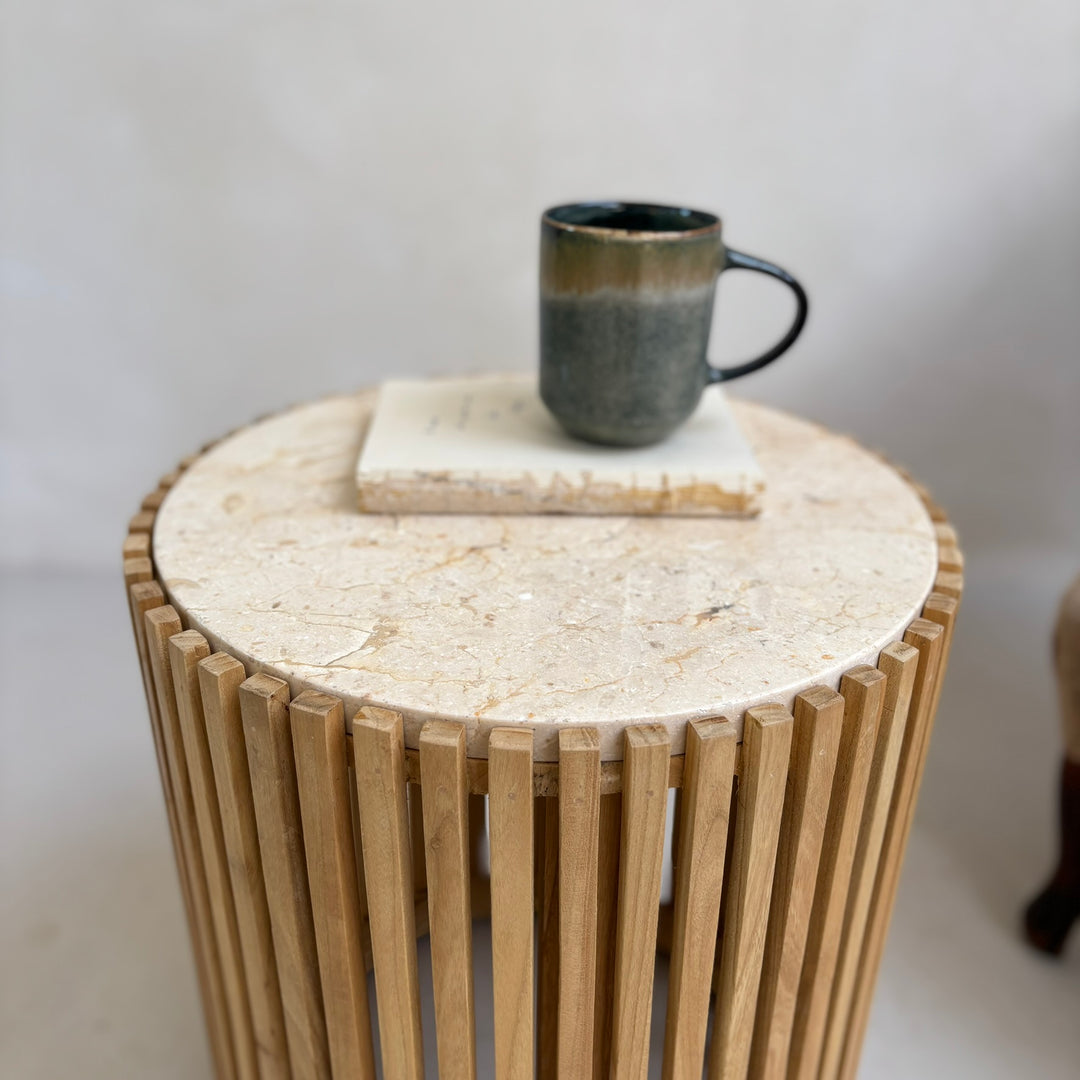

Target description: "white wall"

left=3, top=0, right=1078, bottom=568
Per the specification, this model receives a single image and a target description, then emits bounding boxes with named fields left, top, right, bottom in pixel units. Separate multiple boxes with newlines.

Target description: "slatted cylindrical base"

left=125, top=445, right=961, bottom=1080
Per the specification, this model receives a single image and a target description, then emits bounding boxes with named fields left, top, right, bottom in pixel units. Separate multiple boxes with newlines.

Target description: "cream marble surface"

left=153, top=391, right=938, bottom=760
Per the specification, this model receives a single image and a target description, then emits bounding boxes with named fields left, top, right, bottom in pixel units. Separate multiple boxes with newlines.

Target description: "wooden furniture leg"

left=1024, top=575, right=1080, bottom=955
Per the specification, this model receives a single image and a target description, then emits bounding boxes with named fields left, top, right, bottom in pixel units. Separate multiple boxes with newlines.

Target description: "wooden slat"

left=671, top=788, right=684, bottom=883
left=129, top=508, right=156, bottom=534
left=129, top=580, right=222, bottom=1078
left=933, top=569, right=964, bottom=600
left=933, top=522, right=957, bottom=547
left=123, top=556, right=153, bottom=590
left=937, top=543, right=964, bottom=574
left=818, top=641, right=919, bottom=1080
left=347, top=765, right=370, bottom=926
left=747, top=687, right=844, bottom=1080
left=893, top=611, right=952, bottom=860
left=239, top=673, right=332, bottom=1080
left=199, top=654, right=291, bottom=1080
left=127, top=579, right=178, bottom=826
left=488, top=728, right=535, bottom=1080
left=128, top=584, right=179, bottom=861
left=558, top=728, right=601, bottom=1079
left=290, top=691, right=376, bottom=1079
left=836, top=619, right=945, bottom=1080
left=420, top=720, right=477, bottom=1080
left=170, top=632, right=260, bottom=1080
left=786, top=666, right=885, bottom=1080
left=128, top=582, right=196, bottom=926
left=145, top=606, right=237, bottom=1080
left=592, top=791, right=622, bottom=1080
left=409, top=783, right=428, bottom=894
left=610, top=726, right=670, bottom=1080
left=662, top=719, right=736, bottom=1080
left=352, top=707, right=424, bottom=1080
left=123, top=531, right=151, bottom=559
left=536, top=796, right=559, bottom=1080
left=708, top=704, right=793, bottom=1080
left=128, top=581, right=178, bottom=828
left=142, top=487, right=167, bottom=511
left=922, top=592, right=961, bottom=743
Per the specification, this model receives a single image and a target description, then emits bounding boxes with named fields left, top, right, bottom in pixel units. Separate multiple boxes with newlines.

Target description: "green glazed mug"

left=539, top=201, right=808, bottom=446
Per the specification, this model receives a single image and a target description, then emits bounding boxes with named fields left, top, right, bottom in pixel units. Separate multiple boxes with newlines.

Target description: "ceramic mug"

left=539, top=201, right=808, bottom=446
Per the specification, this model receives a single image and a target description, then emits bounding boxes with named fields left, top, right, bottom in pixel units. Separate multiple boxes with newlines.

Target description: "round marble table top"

left=154, top=390, right=938, bottom=760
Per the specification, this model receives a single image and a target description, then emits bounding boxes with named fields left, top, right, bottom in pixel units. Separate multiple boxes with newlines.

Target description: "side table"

left=123, top=390, right=962, bottom=1080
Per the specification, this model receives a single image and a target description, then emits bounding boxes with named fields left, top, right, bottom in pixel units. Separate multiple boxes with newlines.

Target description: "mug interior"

left=545, top=201, right=718, bottom=234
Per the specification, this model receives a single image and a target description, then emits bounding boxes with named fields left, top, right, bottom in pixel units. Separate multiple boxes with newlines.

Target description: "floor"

left=2, top=554, right=1078, bottom=1078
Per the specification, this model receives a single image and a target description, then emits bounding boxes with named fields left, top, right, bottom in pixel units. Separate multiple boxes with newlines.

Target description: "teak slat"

left=290, top=691, right=376, bottom=1080
left=610, top=725, right=671, bottom=1080
left=933, top=522, right=957, bottom=547
left=558, top=728, right=601, bottom=1079
left=709, top=704, right=793, bottom=1080
left=420, top=720, right=477, bottom=1080
left=127, top=580, right=179, bottom=826
left=128, top=581, right=188, bottom=886
left=818, top=641, right=918, bottom=1080
left=748, top=687, right=844, bottom=1080
left=347, top=771, right=370, bottom=928
left=198, top=654, right=291, bottom=1080
left=352, top=707, right=424, bottom=1080
left=593, top=791, right=623, bottom=1080
left=128, top=581, right=174, bottom=811
left=921, top=593, right=960, bottom=756
left=933, top=569, right=964, bottom=601
left=142, top=487, right=167, bottom=511
left=129, top=508, right=156, bottom=534
left=170, top=632, right=260, bottom=1080
left=130, top=580, right=223, bottom=1079
left=937, top=543, right=964, bottom=574
left=409, top=783, right=427, bottom=893
left=122, top=531, right=151, bottom=560
left=123, top=555, right=153, bottom=590
left=837, top=618, right=945, bottom=1080
left=887, top=616, right=948, bottom=884
left=145, top=606, right=237, bottom=1080
left=536, top=796, right=560, bottom=1080
left=662, top=719, right=737, bottom=1080
left=786, top=666, right=885, bottom=1080
left=239, top=673, right=332, bottom=1080
left=488, top=728, right=536, bottom=1080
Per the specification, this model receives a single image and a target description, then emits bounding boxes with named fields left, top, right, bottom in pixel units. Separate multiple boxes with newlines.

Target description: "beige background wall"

left=2, top=0, right=1078, bottom=567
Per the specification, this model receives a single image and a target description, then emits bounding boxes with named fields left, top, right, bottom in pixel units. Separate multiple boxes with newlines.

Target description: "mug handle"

left=707, top=248, right=809, bottom=384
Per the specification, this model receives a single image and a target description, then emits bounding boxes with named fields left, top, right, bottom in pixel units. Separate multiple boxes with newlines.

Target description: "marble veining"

left=153, top=389, right=938, bottom=760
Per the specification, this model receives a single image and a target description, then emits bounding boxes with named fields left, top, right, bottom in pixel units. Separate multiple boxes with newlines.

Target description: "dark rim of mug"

left=542, top=201, right=722, bottom=240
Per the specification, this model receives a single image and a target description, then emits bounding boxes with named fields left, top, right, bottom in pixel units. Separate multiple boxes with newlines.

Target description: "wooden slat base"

left=124, top=437, right=961, bottom=1080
